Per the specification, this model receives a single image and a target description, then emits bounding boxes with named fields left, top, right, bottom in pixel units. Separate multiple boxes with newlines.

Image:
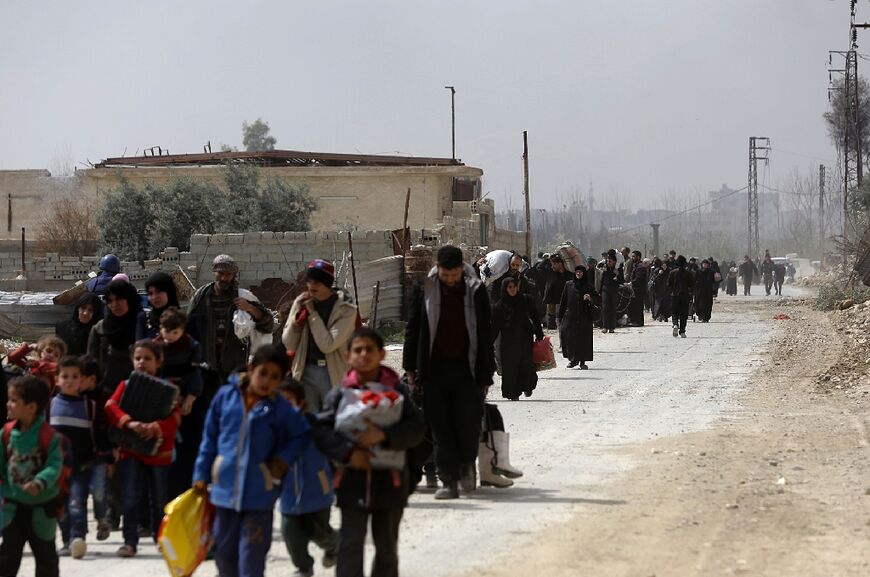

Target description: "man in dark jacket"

left=761, top=253, right=775, bottom=296
left=628, top=250, right=647, bottom=327
left=187, top=254, right=274, bottom=380
left=738, top=255, right=758, bottom=296
left=543, top=255, right=573, bottom=329
left=668, top=255, right=695, bottom=338
left=403, top=245, right=494, bottom=500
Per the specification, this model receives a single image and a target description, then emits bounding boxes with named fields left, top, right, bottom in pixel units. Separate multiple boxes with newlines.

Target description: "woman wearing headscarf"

left=651, top=258, right=672, bottom=322
left=558, top=265, right=599, bottom=369
left=490, top=277, right=543, bottom=400
left=87, top=279, right=143, bottom=393
left=694, top=259, right=716, bottom=322
left=135, top=271, right=180, bottom=340
left=56, top=292, right=104, bottom=356
left=726, top=260, right=739, bottom=296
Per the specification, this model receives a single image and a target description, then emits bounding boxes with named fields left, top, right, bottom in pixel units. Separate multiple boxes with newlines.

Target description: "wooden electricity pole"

left=523, top=131, right=531, bottom=259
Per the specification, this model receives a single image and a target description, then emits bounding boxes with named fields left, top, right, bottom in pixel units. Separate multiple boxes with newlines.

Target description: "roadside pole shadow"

left=405, top=500, right=486, bottom=510
left=505, top=399, right=598, bottom=403
left=470, top=486, right=627, bottom=506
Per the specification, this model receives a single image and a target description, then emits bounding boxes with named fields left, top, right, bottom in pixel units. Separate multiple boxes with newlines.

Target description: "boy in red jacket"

left=104, top=340, right=180, bottom=558
left=8, top=335, right=66, bottom=395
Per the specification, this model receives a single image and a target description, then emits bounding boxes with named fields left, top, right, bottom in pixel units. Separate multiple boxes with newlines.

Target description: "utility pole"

left=650, top=223, right=660, bottom=257
left=819, top=164, right=826, bottom=267
left=444, top=86, right=456, bottom=160
left=523, top=131, right=532, bottom=259
left=748, top=136, right=770, bottom=260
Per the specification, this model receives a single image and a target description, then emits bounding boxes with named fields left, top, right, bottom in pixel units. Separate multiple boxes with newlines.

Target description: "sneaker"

left=70, top=538, right=87, bottom=559
left=58, top=545, right=71, bottom=557
left=672, top=326, right=679, bottom=337
left=580, top=363, right=588, bottom=370
left=96, top=519, right=112, bottom=541
left=434, top=481, right=459, bottom=500
left=680, top=332, right=687, bottom=338
left=323, top=549, right=338, bottom=568
left=116, top=544, right=137, bottom=558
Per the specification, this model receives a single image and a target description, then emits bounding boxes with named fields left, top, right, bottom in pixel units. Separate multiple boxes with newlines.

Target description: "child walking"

left=77, top=355, right=113, bottom=541
left=278, top=378, right=340, bottom=577
left=49, top=357, right=110, bottom=559
left=104, top=340, right=181, bottom=557
left=193, top=344, right=311, bottom=577
left=0, top=375, right=63, bottom=577
left=314, top=328, right=425, bottom=577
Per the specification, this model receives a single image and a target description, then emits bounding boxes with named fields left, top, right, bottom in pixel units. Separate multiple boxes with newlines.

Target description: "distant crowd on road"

left=0, top=243, right=791, bottom=577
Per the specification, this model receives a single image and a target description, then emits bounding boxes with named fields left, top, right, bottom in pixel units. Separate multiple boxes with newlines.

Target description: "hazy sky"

left=0, top=1, right=854, bottom=211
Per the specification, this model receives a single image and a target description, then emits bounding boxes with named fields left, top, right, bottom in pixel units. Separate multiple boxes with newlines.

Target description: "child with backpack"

left=193, top=344, right=311, bottom=577
left=313, top=328, right=425, bottom=577
left=0, top=375, right=65, bottom=577
left=278, top=377, right=340, bottom=577
left=7, top=335, right=67, bottom=395
left=48, top=356, right=111, bottom=559
left=105, top=340, right=181, bottom=558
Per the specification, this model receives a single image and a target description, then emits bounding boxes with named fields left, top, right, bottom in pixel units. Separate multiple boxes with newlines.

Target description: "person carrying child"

left=7, top=336, right=67, bottom=395
left=193, top=344, right=311, bottom=577
left=0, top=375, right=63, bottom=577
left=104, top=340, right=181, bottom=558
left=48, top=356, right=111, bottom=559
left=278, top=377, right=340, bottom=577
left=314, top=327, right=425, bottom=577
left=153, top=306, right=205, bottom=500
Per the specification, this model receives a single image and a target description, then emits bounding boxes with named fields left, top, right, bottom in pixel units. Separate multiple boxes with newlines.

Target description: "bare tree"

left=38, top=196, right=98, bottom=257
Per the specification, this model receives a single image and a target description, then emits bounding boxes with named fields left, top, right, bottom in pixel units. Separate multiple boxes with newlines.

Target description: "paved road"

left=17, top=287, right=805, bottom=577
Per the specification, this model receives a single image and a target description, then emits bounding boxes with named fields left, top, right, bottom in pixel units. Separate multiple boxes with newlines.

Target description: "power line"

left=616, top=185, right=750, bottom=237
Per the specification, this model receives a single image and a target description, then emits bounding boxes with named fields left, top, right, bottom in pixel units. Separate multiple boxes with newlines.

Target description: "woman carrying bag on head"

left=558, top=265, right=599, bottom=369
left=491, top=277, right=543, bottom=401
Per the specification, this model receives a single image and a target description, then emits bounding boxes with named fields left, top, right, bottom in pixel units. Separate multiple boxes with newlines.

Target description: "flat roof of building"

left=95, top=149, right=464, bottom=168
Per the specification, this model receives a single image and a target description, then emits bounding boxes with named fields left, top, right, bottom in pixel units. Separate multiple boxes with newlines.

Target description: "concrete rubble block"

left=243, top=232, right=262, bottom=243
left=210, top=234, right=228, bottom=244
left=250, top=253, right=271, bottom=263
left=46, top=253, right=59, bottom=262
left=190, top=234, right=209, bottom=245
left=144, top=259, right=161, bottom=267
left=226, top=233, right=244, bottom=244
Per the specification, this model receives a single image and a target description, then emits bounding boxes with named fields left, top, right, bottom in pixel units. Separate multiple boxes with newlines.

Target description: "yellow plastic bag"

left=157, top=488, right=215, bottom=577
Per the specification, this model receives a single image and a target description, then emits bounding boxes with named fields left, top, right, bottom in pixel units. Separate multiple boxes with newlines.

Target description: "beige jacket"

left=282, top=290, right=358, bottom=386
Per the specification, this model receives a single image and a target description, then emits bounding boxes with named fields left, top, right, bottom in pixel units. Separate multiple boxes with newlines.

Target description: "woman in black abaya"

left=491, top=277, right=543, bottom=400
left=558, top=265, right=599, bottom=369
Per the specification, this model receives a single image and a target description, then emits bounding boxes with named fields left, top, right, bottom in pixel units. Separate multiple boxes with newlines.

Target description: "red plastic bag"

left=532, top=337, right=557, bottom=371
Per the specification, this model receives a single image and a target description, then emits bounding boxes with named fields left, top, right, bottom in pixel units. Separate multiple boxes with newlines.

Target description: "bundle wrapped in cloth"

left=335, top=380, right=405, bottom=470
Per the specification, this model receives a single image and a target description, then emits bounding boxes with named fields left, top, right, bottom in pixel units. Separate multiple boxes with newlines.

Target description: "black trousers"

left=743, top=280, right=752, bottom=295
left=282, top=509, right=340, bottom=573
left=338, top=507, right=403, bottom=577
left=629, top=289, right=645, bottom=326
left=672, top=295, right=690, bottom=334
left=423, top=360, right=484, bottom=481
left=0, top=503, right=59, bottom=577
left=601, top=287, right=617, bottom=330
left=764, top=276, right=773, bottom=295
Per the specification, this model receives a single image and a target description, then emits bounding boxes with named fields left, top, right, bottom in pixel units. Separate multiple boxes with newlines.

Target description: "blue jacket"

left=85, top=272, right=114, bottom=296
left=280, top=416, right=334, bottom=516
left=193, top=374, right=310, bottom=512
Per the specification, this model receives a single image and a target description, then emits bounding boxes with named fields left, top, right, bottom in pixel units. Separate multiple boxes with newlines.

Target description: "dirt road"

left=23, top=286, right=869, bottom=576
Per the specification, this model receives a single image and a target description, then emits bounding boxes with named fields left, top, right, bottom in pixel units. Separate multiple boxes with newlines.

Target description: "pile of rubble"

left=817, top=299, right=870, bottom=395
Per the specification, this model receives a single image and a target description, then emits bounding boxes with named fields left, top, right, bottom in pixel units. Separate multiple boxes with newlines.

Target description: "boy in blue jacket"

left=193, top=344, right=310, bottom=577
left=278, top=378, right=340, bottom=577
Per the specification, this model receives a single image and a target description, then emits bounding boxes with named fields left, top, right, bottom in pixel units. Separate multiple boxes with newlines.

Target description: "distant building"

left=0, top=149, right=488, bottom=240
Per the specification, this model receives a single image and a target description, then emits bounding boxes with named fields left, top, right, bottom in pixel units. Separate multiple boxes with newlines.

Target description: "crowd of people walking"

left=0, top=242, right=790, bottom=577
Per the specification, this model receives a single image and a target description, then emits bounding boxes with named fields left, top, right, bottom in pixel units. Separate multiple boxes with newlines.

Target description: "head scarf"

left=101, top=279, right=142, bottom=350
left=144, top=271, right=180, bottom=328
left=73, top=292, right=104, bottom=326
